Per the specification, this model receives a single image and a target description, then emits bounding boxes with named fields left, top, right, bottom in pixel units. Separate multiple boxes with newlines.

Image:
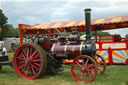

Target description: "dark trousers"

left=1, top=52, right=5, bottom=56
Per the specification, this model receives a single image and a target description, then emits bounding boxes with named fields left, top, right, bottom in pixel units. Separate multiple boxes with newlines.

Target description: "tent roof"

left=21, top=15, right=128, bottom=32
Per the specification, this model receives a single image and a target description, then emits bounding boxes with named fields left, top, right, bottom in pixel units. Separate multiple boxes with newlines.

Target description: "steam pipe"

left=84, top=8, right=92, bottom=43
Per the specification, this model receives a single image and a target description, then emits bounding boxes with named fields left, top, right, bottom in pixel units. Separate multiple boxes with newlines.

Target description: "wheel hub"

left=25, top=59, right=29, bottom=64
left=80, top=66, right=87, bottom=73
left=81, top=67, right=85, bottom=72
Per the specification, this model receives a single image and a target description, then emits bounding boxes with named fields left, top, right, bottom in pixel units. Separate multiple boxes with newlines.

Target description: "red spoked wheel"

left=13, top=43, right=47, bottom=79
left=95, top=54, right=106, bottom=75
left=71, top=55, right=97, bottom=82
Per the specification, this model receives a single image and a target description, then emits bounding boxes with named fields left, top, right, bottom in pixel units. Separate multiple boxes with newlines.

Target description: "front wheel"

left=71, top=55, right=97, bottom=82
left=13, top=43, right=47, bottom=79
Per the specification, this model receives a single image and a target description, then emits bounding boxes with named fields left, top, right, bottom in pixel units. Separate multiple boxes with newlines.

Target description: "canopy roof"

left=21, top=15, right=128, bottom=32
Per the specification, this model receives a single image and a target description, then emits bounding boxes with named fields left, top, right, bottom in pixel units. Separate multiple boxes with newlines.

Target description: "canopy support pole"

left=95, top=27, right=98, bottom=42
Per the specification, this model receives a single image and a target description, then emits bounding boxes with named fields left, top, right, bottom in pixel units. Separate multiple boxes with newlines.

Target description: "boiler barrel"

left=50, top=43, right=84, bottom=58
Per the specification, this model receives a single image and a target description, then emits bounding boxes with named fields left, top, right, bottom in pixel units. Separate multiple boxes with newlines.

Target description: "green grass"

left=0, top=65, right=128, bottom=85
left=7, top=52, right=14, bottom=61
left=0, top=52, right=128, bottom=85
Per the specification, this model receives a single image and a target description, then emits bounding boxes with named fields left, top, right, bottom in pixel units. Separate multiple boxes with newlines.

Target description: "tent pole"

left=95, top=28, right=97, bottom=42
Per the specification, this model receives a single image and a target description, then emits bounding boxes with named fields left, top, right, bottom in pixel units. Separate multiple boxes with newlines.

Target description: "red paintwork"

left=97, top=35, right=121, bottom=42
left=18, top=24, right=23, bottom=44
left=95, top=37, right=128, bottom=65
left=13, top=44, right=42, bottom=79
left=71, top=55, right=97, bottom=82
left=51, top=43, right=81, bottom=58
left=40, top=38, right=51, bottom=50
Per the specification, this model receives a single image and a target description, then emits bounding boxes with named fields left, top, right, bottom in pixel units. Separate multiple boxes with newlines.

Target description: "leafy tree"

left=4, top=24, right=19, bottom=38
left=80, top=31, right=110, bottom=36
left=92, top=31, right=110, bottom=36
left=0, top=9, right=19, bottom=39
left=0, top=9, right=8, bottom=40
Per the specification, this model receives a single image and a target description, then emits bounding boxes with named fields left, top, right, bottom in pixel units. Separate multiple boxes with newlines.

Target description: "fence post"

left=108, top=47, right=113, bottom=65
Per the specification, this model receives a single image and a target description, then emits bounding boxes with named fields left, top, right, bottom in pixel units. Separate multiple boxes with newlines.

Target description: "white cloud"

left=1, top=0, right=128, bottom=37
left=104, top=28, right=128, bottom=37
left=49, top=1, right=76, bottom=22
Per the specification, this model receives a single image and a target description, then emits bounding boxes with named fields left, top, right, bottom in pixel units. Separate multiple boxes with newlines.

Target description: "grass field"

left=0, top=52, right=128, bottom=85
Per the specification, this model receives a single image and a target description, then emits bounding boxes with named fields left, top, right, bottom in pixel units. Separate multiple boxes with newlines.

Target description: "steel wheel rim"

left=95, top=54, right=106, bottom=75
left=14, top=44, right=42, bottom=79
left=71, top=55, right=97, bottom=82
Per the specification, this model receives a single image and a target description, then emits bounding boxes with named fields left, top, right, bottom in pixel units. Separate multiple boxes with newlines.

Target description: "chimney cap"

left=84, top=8, right=91, bottom=13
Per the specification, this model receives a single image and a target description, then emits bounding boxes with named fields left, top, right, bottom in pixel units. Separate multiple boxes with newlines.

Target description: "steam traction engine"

left=13, top=9, right=106, bottom=82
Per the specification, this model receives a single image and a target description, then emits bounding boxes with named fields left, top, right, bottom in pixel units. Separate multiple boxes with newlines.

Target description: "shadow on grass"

left=0, top=67, right=14, bottom=74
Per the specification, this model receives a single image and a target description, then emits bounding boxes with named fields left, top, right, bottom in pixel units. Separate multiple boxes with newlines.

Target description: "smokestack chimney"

left=84, top=8, right=92, bottom=43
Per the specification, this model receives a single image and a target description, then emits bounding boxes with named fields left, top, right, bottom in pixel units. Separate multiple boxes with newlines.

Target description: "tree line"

left=0, top=9, right=19, bottom=40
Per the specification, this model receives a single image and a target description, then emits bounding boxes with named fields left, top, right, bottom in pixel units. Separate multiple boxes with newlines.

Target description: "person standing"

left=1, top=45, right=7, bottom=56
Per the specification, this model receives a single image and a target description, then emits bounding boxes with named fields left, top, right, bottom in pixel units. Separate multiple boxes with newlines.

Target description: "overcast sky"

left=0, top=0, right=128, bottom=37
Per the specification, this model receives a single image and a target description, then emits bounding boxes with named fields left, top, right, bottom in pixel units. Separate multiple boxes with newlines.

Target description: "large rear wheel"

left=71, top=55, right=97, bottom=82
left=13, top=43, right=47, bottom=79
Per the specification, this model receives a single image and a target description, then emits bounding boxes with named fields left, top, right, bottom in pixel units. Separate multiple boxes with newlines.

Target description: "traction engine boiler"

left=13, top=9, right=106, bottom=82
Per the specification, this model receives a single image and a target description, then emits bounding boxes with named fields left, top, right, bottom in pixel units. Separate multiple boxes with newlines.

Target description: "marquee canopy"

left=21, top=15, right=128, bottom=32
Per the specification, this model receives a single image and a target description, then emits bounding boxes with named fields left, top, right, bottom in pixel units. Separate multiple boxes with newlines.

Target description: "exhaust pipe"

left=84, top=8, right=92, bottom=43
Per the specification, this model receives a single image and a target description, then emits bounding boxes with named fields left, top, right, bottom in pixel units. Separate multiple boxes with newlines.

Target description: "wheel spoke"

left=21, top=52, right=26, bottom=59
left=21, top=48, right=27, bottom=57
left=25, top=65, right=29, bottom=76
left=28, top=65, right=33, bottom=75
left=83, top=73, right=87, bottom=81
left=89, top=64, right=95, bottom=68
left=23, top=64, right=27, bottom=71
left=34, top=62, right=41, bottom=67
left=31, top=64, right=40, bottom=71
left=32, top=53, right=40, bottom=59
left=19, top=61, right=25, bottom=64
left=88, top=71, right=93, bottom=78
left=16, top=57, right=24, bottom=60
left=79, top=73, right=84, bottom=80
left=32, top=59, right=41, bottom=62
left=85, top=59, right=89, bottom=66
left=30, top=50, right=37, bottom=58
left=81, top=59, right=85, bottom=65
left=18, top=64, right=25, bottom=69
left=31, top=66, right=36, bottom=75
left=76, top=61, right=81, bottom=67
left=27, top=47, right=29, bottom=58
